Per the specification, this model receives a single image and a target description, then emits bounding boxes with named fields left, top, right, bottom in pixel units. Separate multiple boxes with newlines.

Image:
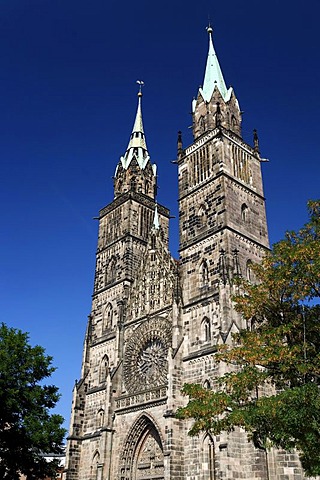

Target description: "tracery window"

left=232, top=145, right=251, bottom=184
left=140, top=206, right=152, bottom=237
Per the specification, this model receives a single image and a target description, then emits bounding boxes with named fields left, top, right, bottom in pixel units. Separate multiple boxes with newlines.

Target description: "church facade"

left=64, top=29, right=306, bottom=480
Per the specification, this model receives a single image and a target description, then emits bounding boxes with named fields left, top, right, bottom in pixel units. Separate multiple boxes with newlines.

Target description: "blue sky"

left=1, top=0, right=319, bottom=432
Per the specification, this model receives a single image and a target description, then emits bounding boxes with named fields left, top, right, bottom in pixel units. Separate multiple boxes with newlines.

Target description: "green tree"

left=0, top=323, right=66, bottom=479
left=177, top=200, right=320, bottom=476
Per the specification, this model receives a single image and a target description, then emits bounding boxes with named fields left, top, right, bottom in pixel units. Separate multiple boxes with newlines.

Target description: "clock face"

left=123, top=318, right=172, bottom=393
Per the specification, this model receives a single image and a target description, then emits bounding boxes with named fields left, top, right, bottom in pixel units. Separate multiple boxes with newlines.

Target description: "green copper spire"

left=119, top=81, right=155, bottom=172
left=126, top=81, right=147, bottom=152
left=194, top=26, right=233, bottom=111
left=114, top=82, right=157, bottom=198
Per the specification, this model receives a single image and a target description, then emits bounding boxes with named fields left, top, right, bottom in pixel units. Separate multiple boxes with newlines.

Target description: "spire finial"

left=198, top=25, right=229, bottom=104
left=119, top=80, right=150, bottom=170
left=253, top=129, right=260, bottom=155
left=153, top=203, right=160, bottom=230
left=136, top=80, right=144, bottom=97
left=177, top=130, right=183, bottom=160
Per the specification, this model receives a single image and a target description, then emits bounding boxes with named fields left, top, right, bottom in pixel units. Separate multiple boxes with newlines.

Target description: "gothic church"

left=64, top=28, right=306, bottom=480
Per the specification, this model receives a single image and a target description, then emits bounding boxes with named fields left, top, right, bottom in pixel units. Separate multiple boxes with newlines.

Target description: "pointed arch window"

left=202, top=434, right=216, bottom=480
left=241, top=203, right=248, bottom=222
left=106, top=257, right=117, bottom=284
left=203, top=379, right=211, bottom=389
left=202, top=317, right=211, bottom=342
left=246, top=259, right=253, bottom=282
left=200, top=259, right=209, bottom=287
left=103, top=303, right=113, bottom=331
left=99, top=354, right=109, bottom=384
left=197, top=204, right=206, bottom=228
left=91, top=451, right=102, bottom=480
left=97, top=409, right=105, bottom=428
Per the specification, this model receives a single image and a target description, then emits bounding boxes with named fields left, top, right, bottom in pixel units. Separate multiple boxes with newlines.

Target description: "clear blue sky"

left=1, top=0, right=319, bottom=433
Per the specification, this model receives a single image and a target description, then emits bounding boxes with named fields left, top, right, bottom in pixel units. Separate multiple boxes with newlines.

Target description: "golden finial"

left=136, top=80, right=144, bottom=97
left=206, top=15, right=213, bottom=35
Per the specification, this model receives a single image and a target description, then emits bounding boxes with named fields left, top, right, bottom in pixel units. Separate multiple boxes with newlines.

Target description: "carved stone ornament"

left=123, top=317, right=172, bottom=393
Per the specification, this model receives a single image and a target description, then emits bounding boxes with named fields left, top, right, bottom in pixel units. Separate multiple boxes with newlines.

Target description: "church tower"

left=176, top=26, right=271, bottom=479
left=64, top=28, right=307, bottom=480
left=178, top=25, right=269, bottom=352
left=64, top=83, right=180, bottom=480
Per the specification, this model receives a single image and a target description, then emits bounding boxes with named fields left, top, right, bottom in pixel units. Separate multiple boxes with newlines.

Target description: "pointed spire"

left=199, top=26, right=231, bottom=104
left=192, top=27, right=242, bottom=138
left=152, top=203, right=160, bottom=230
left=119, top=81, right=151, bottom=170
left=253, top=129, right=260, bottom=155
left=177, top=130, right=183, bottom=160
left=126, top=81, right=147, bottom=151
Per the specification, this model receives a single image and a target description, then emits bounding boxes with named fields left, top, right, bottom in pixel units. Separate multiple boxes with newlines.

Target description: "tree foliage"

left=177, top=200, right=320, bottom=476
left=0, top=323, right=66, bottom=479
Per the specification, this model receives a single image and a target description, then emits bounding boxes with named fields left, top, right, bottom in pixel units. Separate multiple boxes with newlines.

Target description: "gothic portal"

left=64, top=28, right=306, bottom=480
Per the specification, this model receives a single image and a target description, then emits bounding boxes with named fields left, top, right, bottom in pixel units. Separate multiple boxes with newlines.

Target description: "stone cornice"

left=178, top=170, right=265, bottom=202
left=97, top=233, right=147, bottom=253
left=178, top=126, right=258, bottom=163
left=179, top=225, right=268, bottom=253
left=115, top=386, right=167, bottom=414
left=99, top=191, right=170, bottom=219
left=90, top=331, right=116, bottom=347
left=182, top=345, right=218, bottom=362
left=92, top=276, right=133, bottom=298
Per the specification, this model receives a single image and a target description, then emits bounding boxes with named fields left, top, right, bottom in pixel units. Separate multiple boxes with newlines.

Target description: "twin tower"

left=64, top=29, right=304, bottom=480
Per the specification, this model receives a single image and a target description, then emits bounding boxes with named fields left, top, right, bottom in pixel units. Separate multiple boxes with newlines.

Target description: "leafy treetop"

left=177, top=200, right=320, bottom=476
left=0, top=323, right=66, bottom=480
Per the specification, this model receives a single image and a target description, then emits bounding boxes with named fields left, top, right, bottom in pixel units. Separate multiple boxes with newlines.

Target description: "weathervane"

left=206, top=15, right=213, bottom=34
left=136, top=80, right=144, bottom=96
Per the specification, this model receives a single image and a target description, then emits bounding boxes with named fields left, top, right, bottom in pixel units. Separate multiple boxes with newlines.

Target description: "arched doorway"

left=119, top=415, right=164, bottom=480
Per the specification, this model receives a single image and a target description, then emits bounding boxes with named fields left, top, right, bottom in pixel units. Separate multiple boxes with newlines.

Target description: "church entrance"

left=134, top=428, right=164, bottom=480
left=120, top=415, right=164, bottom=480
